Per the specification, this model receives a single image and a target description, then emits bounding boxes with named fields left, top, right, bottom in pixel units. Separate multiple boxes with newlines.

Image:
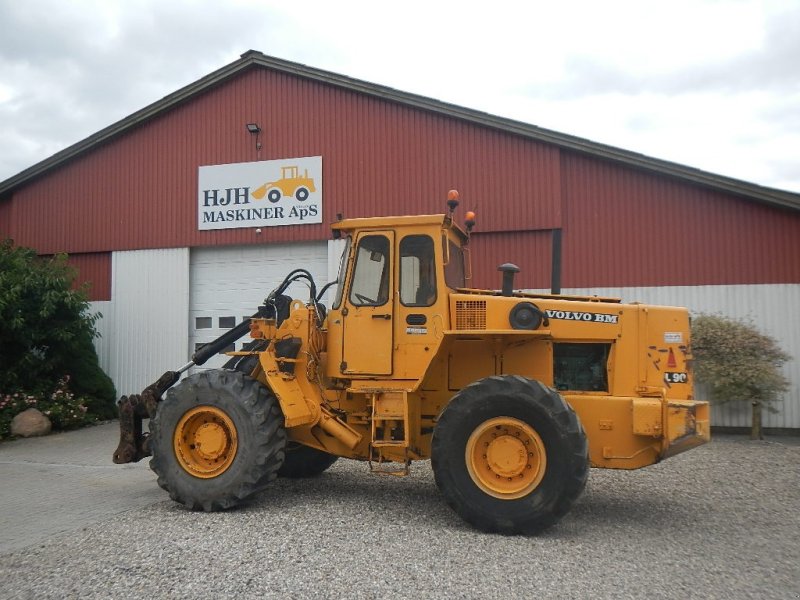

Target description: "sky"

left=1, top=0, right=798, bottom=193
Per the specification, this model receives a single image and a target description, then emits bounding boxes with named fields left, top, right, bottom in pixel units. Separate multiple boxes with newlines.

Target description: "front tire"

left=432, top=375, right=588, bottom=534
left=150, top=369, right=286, bottom=511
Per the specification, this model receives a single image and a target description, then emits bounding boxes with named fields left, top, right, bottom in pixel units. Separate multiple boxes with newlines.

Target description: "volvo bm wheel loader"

left=113, top=191, right=709, bottom=535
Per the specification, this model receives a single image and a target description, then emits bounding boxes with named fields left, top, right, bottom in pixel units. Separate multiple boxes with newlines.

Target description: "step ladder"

left=368, top=390, right=411, bottom=476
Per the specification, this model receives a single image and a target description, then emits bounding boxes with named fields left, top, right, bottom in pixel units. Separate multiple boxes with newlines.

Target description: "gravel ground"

left=1, top=435, right=798, bottom=599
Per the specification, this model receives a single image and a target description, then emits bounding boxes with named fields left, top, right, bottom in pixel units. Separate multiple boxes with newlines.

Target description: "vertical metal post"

left=551, top=228, right=562, bottom=295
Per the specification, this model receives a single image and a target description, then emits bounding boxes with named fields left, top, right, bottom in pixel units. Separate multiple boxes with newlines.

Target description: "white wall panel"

left=110, top=248, right=190, bottom=396
left=550, top=284, right=800, bottom=429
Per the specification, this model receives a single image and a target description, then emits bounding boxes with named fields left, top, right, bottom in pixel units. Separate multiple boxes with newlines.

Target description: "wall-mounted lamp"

left=246, top=123, right=262, bottom=152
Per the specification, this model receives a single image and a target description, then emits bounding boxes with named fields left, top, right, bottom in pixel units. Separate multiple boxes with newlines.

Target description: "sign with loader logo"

left=198, top=156, right=322, bottom=230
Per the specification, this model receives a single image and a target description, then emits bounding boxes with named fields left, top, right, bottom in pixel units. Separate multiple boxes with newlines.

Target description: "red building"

left=1, top=50, right=798, bottom=428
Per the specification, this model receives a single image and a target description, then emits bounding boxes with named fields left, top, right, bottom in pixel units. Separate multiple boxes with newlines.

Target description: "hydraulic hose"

left=191, top=316, right=256, bottom=366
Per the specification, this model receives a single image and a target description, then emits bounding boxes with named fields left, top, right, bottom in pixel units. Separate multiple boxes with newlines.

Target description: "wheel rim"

left=173, top=406, right=238, bottom=478
left=465, top=416, right=547, bottom=499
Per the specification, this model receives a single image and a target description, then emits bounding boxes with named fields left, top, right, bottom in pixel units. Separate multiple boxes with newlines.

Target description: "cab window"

left=350, top=235, right=390, bottom=306
left=444, top=238, right=465, bottom=290
left=400, top=235, right=436, bottom=306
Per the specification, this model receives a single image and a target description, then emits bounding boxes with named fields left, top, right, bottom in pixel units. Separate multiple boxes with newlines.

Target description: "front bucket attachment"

left=112, top=370, right=179, bottom=464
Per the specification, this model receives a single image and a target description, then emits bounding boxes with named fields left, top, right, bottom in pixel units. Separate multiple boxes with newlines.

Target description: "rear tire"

left=149, top=369, right=286, bottom=511
left=223, top=339, right=269, bottom=375
left=432, top=375, right=588, bottom=534
left=278, top=442, right=339, bottom=478
left=227, top=352, right=337, bottom=479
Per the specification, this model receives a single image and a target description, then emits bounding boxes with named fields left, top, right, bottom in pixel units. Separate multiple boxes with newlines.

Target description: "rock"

left=10, top=408, right=52, bottom=437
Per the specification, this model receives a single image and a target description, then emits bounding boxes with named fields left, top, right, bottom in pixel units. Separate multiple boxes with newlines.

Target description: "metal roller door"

left=189, top=241, right=328, bottom=370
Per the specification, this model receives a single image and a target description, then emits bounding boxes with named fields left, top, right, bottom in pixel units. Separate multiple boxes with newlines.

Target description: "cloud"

left=0, top=1, right=287, bottom=179
left=517, top=2, right=800, bottom=99
left=0, top=0, right=798, bottom=194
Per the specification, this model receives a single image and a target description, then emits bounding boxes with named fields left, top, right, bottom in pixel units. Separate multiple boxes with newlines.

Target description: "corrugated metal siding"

left=556, top=283, right=800, bottom=429
left=468, top=230, right=554, bottom=290
left=30, top=252, right=110, bottom=301
left=67, top=253, right=111, bottom=301
left=8, top=67, right=561, bottom=255
left=0, top=198, right=12, bottom=235
left=561, top=152, right=800, bottom=287
left=109, top=248, right=189, bottom=396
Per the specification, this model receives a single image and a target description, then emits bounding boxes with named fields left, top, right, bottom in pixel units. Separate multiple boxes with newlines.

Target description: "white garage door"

left=190, top=241, right=329, bottom=371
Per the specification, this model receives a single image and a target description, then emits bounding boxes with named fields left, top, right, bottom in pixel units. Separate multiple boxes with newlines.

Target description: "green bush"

left=691, top=314, right=790, bottom=438
left=0, top=239, right=117, bottom=427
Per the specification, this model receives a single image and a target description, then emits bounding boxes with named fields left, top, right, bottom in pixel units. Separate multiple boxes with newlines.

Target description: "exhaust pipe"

left=498, top=263, right=520, bottom=297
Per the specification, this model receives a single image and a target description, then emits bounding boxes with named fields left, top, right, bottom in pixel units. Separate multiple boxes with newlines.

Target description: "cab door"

left=341, top=231, right=394, bottom=375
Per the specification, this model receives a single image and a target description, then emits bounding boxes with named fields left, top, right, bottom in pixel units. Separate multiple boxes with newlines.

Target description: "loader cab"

left=326, top=215, right=468, bottom=382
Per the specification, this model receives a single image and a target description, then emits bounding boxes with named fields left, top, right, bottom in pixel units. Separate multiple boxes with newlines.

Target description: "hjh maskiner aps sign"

left=198, top=156, right=322, bottom=231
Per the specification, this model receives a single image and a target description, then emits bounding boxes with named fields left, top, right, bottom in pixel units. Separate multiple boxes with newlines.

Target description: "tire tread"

left=432, top=375, right=588, bottom=534
left=149, top=369, right=286, bottom=511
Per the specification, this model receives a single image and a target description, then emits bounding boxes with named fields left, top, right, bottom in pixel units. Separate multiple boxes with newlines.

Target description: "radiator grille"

left=456, top=300, right=487, bottom=330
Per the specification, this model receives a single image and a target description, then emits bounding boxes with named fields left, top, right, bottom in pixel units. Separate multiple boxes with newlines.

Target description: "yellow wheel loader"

left=251, top=165, right=316, bottom=203
left=113, top=191, right=709, bottom=534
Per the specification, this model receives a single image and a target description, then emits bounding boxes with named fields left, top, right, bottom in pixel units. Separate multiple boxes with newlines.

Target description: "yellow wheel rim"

left=465, top=416, right=547, bottom=500
left=173, top=406, right=238, bottom=479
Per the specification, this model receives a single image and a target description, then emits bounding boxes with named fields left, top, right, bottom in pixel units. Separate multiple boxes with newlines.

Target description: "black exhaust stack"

left=498, top=263, right=520, bottom=297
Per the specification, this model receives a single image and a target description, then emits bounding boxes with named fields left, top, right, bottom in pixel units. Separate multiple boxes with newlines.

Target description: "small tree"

left=0, top=239, right=116, bottom=422
left=691, top=313, right=790, bottom=439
